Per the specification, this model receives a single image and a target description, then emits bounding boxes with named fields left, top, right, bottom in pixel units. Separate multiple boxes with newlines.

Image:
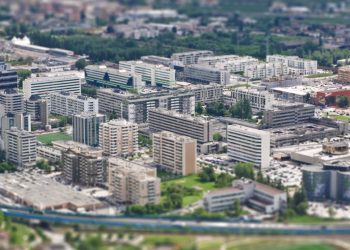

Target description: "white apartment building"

left=171, top=50, right=213, bottom=65
left=153, top=131, right=197, bottom=176
left=0, top=89, right=24, bottom=114
left=198, top=55, right=259, bottom=73
left=85, top=65, right=144, bottom=90
left=108, top=157, right=161, bottom=205
left=227, top=125, right=271, bottom=169
left=50, top=92, right=98, bottom=116
left=99, top=119, right=138, bottom=156
left=244, top=62, right=288, bottom=80
left=36, top=146, right=62, bottom=163
left=4, top=127, right=37, bottom=168
left=184, top=64, right=231, bottom=85
left=224, top=88, right=275, bottom=111
left=119, top=60, right=175, bottom=87
left=23, top=74, right=81, bottom=99
left=266, top=55, right=317, bottom=75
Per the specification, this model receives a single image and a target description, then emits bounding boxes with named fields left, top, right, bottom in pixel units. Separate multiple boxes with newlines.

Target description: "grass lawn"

left=332, top=115, right=350, bottom=122
left=161, top=175, right=217, bottom=206
left=306, top=72, right=334, bottom=78
left=286, top=215, right=341, bottom=224
left=36, top=132, right=72, bottom=145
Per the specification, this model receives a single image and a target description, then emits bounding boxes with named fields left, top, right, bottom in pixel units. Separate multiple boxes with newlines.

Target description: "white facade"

left=227, top=125, right=271, bottom=169
left=266, top=55, right=317, bottom=75
left=244, top=62, right=288, bottom=80
left=119, top=61, right=175, bottom=87
left=171, top=50, right=213, bottom=65
left=50, top=92, right=98, bottom=116
left=23, top=74, right=81, bottom=99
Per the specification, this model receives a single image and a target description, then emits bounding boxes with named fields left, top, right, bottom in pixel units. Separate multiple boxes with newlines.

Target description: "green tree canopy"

left=234, top=162, right=254, bottom=179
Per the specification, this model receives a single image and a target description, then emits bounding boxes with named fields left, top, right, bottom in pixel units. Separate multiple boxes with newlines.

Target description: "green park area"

left=333, top=115, right=350, bottom=122
left=161, top=174, right=217, bottom=206
left=36, top=132, right=72, bottom=145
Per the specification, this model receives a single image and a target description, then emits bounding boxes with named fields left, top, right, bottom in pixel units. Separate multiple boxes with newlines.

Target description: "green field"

left=286, top=215, right=341, bottom=225
left=161, top=175, right=217, bottom=206
left=306, top=73, right=334, bottom=78
left=36, top=132, right=72, bottom=145
left=333, top=115, right=350, bottom=122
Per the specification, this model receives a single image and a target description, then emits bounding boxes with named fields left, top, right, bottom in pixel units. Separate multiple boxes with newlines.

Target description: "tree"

left=213, top=132, right=223, bottom=141
left=75, top=59, right=87, bottom=70
left=337, top=96, right=349, bottom=108
left=234, top=162, right=254, bottom=179
left=215, top=173, right=234, bottom=188
left=199, top=166, right=216, bottom=182
left=233, top=199, right=243, bottom=216
left=16, top=69, right=31, bottom=88
left=230, top=99, right=252, bottom=120
left=36, top=159, right=51, bottom=172
left=195, top=102, right=204, bottom=115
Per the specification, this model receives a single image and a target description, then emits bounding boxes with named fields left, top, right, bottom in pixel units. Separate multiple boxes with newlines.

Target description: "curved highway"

left=3, top=207, right=350, bottom=235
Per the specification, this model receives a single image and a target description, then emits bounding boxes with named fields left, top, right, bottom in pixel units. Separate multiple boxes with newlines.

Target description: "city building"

left=50, top=92, right=98, bottom=116
left=96, top=88, right=195, bottom=123
left=263, top=102, right=315, bottom=128
left=36, top=146, right=62, bottom=163
left=153, top=131, right=197, bottom=176
left=149, top=108, right=213, bottom=147
left=85, top=65, right=144, bottom=90
left=198, top=55, right=259, bottom=73
left=266, top=55, right=318, bottom=75
left=25, top=95, right=49, bottom=126
left=171, top=50, right=213, bottom=65
left=224, top=88, right=275, bottom=111
left=178, top=82, right=224, bottom=104
left=4, top=127, right=37, bottom=168
left=108, top=157, right=161, bottom=205
left=302, top=161, right=350, bottom=202
left=184, top=64, right=230, bottom=85
left=72, top=112, right=106, bottom=147
left=119, top=60, right=175, bottom=87
left=227, top=125, right=270, bottom=169
left=0, top=61, right=18, bottom=90
left=204, top=178, right=287, bottom=213
left=62, top=144, right=107, bottom=187
left=244, top=62, right=288, bottom=80
left=1, top=113, right=31, bottom=138
left=0, top=89, right=24, bottom=114
left=140, top=55, right=173, bottom=67
left=99, top=119, right=138, bottom=156
left=338, top=66, right=350, bottom=84
left=23, top=74, right=81, bottom=99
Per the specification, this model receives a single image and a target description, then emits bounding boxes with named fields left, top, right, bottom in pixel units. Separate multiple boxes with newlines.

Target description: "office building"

left=97, top=88, right=195, bottom=123
left=4, top=127, right=37, bottom=168
left=266, top=55, right=317, bottom=75
left=263, top=102, right=315, bottom=128
left=302, top=161, right=350, bottom=202
left=36, top=146, right=62, bottom=163
left=227, top=125, right=271, bottom=169
left=184, top=64, right=230, bottom=85
left=149, top=108, right=213, bottom=146
left=338, top=66, right=350, bottom=84
left=50, top=92, right=98, bottom=116
left=99, top=119, right=138, bottom=156
left=224, top=88, right=275, bottom=111
left=0, top=89, right=24, bottom=114
left=25, top=95, right=49, bottom=126
left=1, top=113, right=31, bottom=138
left=23, top=74, right=81, bottom=99
left=85, top=65, right=144, bottom=90
left=204, top=178, right=287, bottom=214
left=119, top=61, right=175, bottom=87
left=62, top=144, right=107, bottom=187
left=180, top=83, right=224, bottom=104
left=198, top=55, right=259, bottom=73
left=153, top=131, right=197, bottom=176
left=140, top=55, right=173, bottom=67
left=72, top=113, right=106, bottom=147
left=0, top=61, right=18, bottom=90
left=108, top=157, right=161, bottom=205
left=171, top=50, right=213, bottom=65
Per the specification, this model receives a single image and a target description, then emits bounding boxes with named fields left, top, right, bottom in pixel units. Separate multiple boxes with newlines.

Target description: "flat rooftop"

left=0, top=172, right=102, bottom=210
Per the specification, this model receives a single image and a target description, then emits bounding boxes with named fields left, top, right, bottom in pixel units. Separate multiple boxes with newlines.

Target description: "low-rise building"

left=108, top=157, right=161, bottom=205
left=204, top=178, right=287, bottom=214
left=266, top=55, right=317, bottom=75
left=338, top=66, right=350, bottom=84
left=184, top=64, right=230, bottom=85
left=171, top=50, right=213, bottom=65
